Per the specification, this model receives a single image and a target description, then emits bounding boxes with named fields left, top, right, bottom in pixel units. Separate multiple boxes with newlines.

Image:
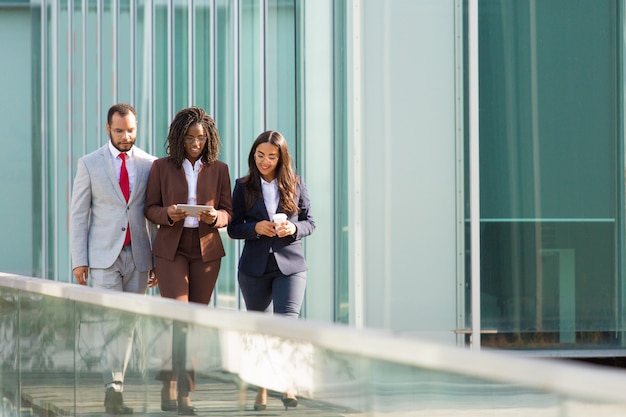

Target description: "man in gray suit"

left=70, top=103, right=156, bottom=414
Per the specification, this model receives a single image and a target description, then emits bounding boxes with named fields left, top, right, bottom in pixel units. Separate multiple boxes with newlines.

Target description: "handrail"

left=3, top=271, right=626, bottom=405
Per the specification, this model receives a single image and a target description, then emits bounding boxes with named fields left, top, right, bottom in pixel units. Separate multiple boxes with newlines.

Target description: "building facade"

left=1, top=0, right=624, bottom=353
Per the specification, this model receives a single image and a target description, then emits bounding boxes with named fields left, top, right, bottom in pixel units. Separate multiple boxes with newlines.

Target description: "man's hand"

left=73, top=266, right=88, bottom=285
left=148, top=268, right=158, bottom=288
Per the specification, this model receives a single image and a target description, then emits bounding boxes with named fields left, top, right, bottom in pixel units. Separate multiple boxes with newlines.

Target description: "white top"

left=261, top=177, right=279, bottom=219
left=108, top=141, right=136, bottom=192
left=261, top=178, right=280, bottom=253
left=183, top=159, right=203, bottom=228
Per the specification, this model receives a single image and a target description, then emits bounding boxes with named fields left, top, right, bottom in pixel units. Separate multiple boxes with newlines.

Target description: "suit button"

left=122, top=227, right=127, bottom=231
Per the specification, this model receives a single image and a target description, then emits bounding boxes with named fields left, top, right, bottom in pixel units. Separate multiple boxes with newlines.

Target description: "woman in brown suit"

left=145, top=106, right=233, bottom=415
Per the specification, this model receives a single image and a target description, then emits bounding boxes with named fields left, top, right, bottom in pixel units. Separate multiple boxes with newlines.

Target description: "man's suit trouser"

left=91, top=244, right=148, bottom=390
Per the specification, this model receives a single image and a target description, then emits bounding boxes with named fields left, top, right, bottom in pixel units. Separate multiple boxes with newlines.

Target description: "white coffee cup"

left=273, top=213, right=287, bottom=224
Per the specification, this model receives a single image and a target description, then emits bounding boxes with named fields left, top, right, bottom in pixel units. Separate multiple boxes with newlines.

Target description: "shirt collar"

left=183, top=158, right=203, bottom=171
left=108, top=141, right=134, bottom=159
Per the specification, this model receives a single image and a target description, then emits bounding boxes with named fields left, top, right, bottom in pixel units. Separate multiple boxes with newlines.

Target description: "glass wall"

left=474, top=0, right=624, bottom=349
left=23, top=0, right=342, bottom=322
left=0, top=4, right=33, bottom=278
left=17, top=0, right=626, bottom=351
left=332, top=0, right=349, bottom=324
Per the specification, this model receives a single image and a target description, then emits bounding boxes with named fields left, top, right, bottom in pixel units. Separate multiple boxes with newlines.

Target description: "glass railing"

left=2, top=272, right=626, bottom=417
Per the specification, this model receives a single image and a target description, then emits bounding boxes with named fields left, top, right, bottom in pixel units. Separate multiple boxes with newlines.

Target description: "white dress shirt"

left=261, top=178, right=280, bottom=253
left=108, top=141, right=137, bottom=193
left=261, top=177, right=279, bottom=219
left=183, top=158, right=202, bottom=228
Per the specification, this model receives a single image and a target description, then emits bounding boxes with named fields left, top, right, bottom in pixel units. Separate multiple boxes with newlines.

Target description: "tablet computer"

left=178, top=204, right=214, bottom=216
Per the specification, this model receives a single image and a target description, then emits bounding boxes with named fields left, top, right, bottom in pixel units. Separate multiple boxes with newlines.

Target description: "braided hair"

left=166, top=106, right=221, bottom=168
left=242, top=130, right=299, bottom=215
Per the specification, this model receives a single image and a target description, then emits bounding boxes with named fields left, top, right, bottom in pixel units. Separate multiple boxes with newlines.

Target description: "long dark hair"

left=166, top=106, right=221, bottom=168
left=242, top=130, right=299, bottom=214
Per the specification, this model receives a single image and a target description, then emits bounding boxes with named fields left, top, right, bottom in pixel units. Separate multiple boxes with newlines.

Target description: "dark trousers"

left=238, top=253, right=307, bottom=317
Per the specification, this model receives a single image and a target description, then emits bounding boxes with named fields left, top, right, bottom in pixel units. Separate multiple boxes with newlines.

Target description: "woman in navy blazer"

left=227, top=130, right=315, bottom=411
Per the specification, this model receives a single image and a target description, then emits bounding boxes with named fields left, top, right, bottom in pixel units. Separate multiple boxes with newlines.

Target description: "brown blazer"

left=144, top=157, right=233, bottom=262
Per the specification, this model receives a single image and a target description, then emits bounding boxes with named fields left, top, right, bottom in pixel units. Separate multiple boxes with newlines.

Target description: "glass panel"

left=17, top=290, right=77, bottom=409
left=30, top=0, right=339, bottom=321
left=475, top=0, right=623, bottom=349
left=173, top=0, right=189, bottom=110
left=45, top=0, right=58, bottom=280
left=193, top=0, right=213, bottom=111
left=233, top=0, right=262, bottom=310
left=153, top=2, right=170, bottom=154
left=214, top=0, right=237, bottom=309
left=84, top=0, right=103, bottom=149
left=69, top=0, right=84, bottom=158
left=43, top=0, right=56, bottom=282
left=266, top=0, right=296, bottom=145
left=135, top=0, right=156, bottom=153
left=117, top=0, right=134, bottom=103
left=75, top=302, right=151, bottom=407
left=5, top=275, right=626, bottom=416
left=0, top=286, right=18, bottom=413
left=31, top=2, right=45, bottom=279
left=236, top=0, right=263, bottom=294
left=332, top=0, right=349, bottom=324
left=239, top=0, right=263, bottom=149
left=0, top=6, right=35, bottom=277
left=101, top=0, right=115, bottom=105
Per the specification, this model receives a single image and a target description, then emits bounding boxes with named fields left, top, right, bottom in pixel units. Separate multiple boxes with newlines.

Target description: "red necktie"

left=119, top=153, right=131, bottom=245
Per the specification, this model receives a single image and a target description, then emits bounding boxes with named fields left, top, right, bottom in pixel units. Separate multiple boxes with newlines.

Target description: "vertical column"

left=468, top=0, right=481, bottom=350
left=348, top=0, right=364, bottom=328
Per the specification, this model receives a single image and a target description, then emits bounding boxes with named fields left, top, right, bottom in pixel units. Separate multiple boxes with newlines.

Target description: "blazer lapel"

left=128, top=157, right=147, bottom=204
left=102, top=146, right=127, bottom=203
left=257, top=197, right=271, bottom=221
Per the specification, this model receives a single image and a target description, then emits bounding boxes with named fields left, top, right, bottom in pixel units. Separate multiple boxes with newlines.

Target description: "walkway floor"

left=10, top=371, right=355, bottom=417
left=11, top=370, right=626, bottom=417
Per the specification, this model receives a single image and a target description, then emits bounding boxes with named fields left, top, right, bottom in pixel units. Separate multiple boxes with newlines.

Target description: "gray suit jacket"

left=70, top=143, right=157, bottom=272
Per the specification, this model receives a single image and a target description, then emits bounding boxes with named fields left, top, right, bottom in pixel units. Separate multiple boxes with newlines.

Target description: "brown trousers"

left=156, top=227, right=221, bottom=303
left=155, top=227, right=221, bottom=393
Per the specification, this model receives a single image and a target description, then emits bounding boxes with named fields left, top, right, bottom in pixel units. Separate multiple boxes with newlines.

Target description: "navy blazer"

left=227, top=176, right=315, bottom=277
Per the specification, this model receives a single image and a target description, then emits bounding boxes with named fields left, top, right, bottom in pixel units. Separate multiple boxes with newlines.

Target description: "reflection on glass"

left=213, top=0, right=238, bottom=309
left=0, top=287, right=18, bottom=413
left=172, top=0, right=189, bottom=111
left=193, top=0, right=213, bottom=111
left=152, top=321, right=195, bottom=412
left=478, top=221, right=615, bottom=348
left=474, top=0, right=622, bottom=349
left=265, top=0, right=296, bottom=142
left=332, top=0, right=349, bottom=324
left=4, top=280, right=626, bottom=416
